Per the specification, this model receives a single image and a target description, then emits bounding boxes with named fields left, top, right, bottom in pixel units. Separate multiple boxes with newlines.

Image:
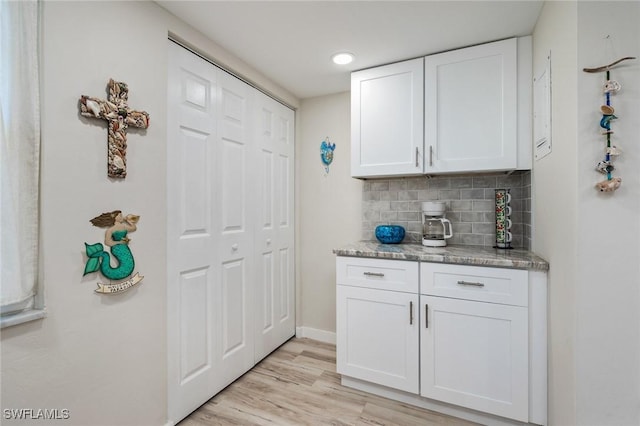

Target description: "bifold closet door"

left=253, top=92, right=295, bottom=360
left=167, top=40, right=222, bottom=423
left=168, top=40, right=295, bottom=424
left=215, top=70, right=255, bottom=386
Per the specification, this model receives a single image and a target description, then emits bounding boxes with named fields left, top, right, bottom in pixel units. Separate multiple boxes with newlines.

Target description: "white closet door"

left=168, top=42, right=295, bottom=425
left=215, top=71, right=256, bottom=385
left=253, top=92, right=295, bottom=360
left=167, top=41, right=221, bottom=423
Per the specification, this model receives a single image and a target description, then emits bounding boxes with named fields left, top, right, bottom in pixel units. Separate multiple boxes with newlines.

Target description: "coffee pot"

left=421, top=202, right=453, bottom=247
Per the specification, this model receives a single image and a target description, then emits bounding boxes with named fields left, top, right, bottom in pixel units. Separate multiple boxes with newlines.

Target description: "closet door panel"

left=216, top=71, right=255, bottom=384
left=254, top=93, right=295, bottom=360
left=167, top=41, right=220, bottom=423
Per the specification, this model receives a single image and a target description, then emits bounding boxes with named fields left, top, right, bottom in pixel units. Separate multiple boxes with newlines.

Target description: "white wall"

left=534, top=1, right=640, bottom=425
left=0, top=2, right=298, bottom=425
left=575, top=2, right=640, bottom=425
left=297, top=92, right=362, bottom=338
left=531, top=2, right=578, bottom=425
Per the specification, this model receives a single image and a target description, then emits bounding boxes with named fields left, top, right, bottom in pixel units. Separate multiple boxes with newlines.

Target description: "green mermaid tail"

left=83, top=241, right=135, bottom=281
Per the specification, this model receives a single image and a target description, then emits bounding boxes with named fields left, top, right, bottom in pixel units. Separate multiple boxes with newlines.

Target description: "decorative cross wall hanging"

left=80, top=79, right=150, bottom=178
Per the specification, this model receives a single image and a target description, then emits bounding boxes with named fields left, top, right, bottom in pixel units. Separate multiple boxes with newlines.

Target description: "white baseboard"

left=295, top=326, right=336, bottom=344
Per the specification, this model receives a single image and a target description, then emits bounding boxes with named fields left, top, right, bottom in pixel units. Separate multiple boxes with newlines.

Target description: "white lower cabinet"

left=420, top=295, right=529, bottom=421
left=336, top=256, right=547, bottom=425
left=336, top=257, right=419, bottom=394
left=337, top=286, right=419, bottom=393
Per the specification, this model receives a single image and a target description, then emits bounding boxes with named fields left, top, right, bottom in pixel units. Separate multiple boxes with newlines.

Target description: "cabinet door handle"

left=363, top=271, right=384, bottom=277
left=429, top=145, right=433, bottom=166
left=409, top=301, right=414, bottom=325
left=425, top=304, right=429, bottom=328
left=457, top=280, right=485, bottom=287
left=415, top=147, right=419, bottom=167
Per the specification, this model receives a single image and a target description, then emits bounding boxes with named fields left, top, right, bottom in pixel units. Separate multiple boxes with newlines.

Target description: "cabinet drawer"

left=336, top=257, right=418, bottom=293
left=421, top=263, right=527, bottom=307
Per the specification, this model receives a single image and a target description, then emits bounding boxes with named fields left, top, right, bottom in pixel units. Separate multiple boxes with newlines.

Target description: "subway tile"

left=457, top=233, right=485, bottom=246
left=390, top=201, right=411, bottom=211
left=473, top=176, right=497, bottom=188
left=460, top=212, right=485, bottom=222
left=363, top=191, right=380, bottom=201
left=417, top=189, right=439, bottom=200
left=406, top=232, right=421, bottom=243
left=371, top=181, right=390, bottom=191
left=510, top=200, right=523, bottom=212
left=407, top=177, right=429, bottom=190
left=427, top=177, right=451, bottom=189
left=497, top=174, right=523, bottom=188
left=472, top=200, right=494, bottom=212
left=450, top=177, right=473, bottom=188
left=510, top=187, right=524, bottom=199
left=453, top=222, right=473, bottom=233
left=509, top=211, right=523, bottom=224
left=364, top=210, right=380, bottom=221
left=380, top=211, right=398, bottom=222
left=398, top=190, right=419, bottom=201
left=406, top=221, right=423, bottom=233
left=460, top=188, right=485, bottom=200
left=398, top=211, right=420, bottom=221
left=472, top=222, right=495, bottom=234
left=450, top=200, right=472, bottom=211
left=439, top=189, right=461, bottom=200
left=370, top=200, right=391, bottom=211
left=388, top=179, right=407, bottom=191
left=361, top=170, right=532, bottom=249
left=510, top=223, right=524, bottom=235
left=483, top=212, right=496, bottom=222
left=380, top=190, right=398, bottom=201
left=408, top=201, right=423, bottom=211
left=484, top=234, right=498, bottom=247
left=445, top=211, right=461, bottom=222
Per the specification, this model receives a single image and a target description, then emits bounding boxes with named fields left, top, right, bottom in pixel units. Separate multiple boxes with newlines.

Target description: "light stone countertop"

left=333, top=241, right=549, bottom=271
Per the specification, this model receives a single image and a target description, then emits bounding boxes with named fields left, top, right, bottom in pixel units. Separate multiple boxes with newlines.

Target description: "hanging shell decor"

left=583, top=55, right=636, bottom=194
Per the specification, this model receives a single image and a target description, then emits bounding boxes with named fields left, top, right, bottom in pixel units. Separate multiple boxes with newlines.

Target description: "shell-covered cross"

left=80, top=79, right=150, bottom=178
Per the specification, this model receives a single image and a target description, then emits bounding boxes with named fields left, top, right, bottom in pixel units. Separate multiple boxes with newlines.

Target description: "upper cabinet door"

left=425, top=38, right=517, bottom=173
left=351, top=58, right=424, bottom=178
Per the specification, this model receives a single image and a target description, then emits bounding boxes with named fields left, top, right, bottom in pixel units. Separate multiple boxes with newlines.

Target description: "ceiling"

left=156, top=1, right=544, bottom=100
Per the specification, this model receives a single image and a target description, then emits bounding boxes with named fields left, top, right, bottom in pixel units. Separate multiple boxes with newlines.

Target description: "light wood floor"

left=180, top=337, right=479, bottom=426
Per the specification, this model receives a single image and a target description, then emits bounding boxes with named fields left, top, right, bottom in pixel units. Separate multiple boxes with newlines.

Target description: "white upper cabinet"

left=351, top=58, right=424, bottom=178
left=424, top=38, right=518, bottom=173
left=351, top=37, right=531, bottom=178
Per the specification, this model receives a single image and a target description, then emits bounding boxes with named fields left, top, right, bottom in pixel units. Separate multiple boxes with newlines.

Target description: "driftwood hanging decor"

left=80, top=79, right=150, bottom=178
left=583, top=55, right=636, bottom=193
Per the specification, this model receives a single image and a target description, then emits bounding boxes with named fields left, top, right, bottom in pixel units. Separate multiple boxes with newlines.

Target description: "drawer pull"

left=409, top=301, right=414, bottom=325
left=457, top=280, right=485, bottom=287
left=363, top=272, right=385, bottom=277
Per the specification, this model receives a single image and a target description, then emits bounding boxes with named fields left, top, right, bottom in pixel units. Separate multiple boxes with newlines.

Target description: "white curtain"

left=0, top=0, right=41, bottom=314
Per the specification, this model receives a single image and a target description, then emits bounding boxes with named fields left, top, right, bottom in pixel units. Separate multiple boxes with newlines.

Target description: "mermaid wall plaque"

left=83, top=210, right=144, bottom=294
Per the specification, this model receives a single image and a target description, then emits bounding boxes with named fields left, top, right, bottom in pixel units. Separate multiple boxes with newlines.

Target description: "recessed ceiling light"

left=332, top=52, right=354, bottom=65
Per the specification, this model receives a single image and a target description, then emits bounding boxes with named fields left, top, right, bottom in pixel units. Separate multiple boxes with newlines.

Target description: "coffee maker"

left=421, top=201, right=453, bottom=247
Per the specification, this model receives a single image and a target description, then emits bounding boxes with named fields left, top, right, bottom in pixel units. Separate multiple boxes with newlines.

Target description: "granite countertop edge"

left=333, top=241, right=549, bottom=272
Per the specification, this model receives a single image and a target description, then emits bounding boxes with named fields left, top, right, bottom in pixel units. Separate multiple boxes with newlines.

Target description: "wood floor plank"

left=180, top=337, right=479, bottom=426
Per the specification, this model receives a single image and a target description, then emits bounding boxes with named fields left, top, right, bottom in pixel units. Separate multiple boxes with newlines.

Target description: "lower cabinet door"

left=337, top=285, right=419, bottom=393
left=420, top=295, right=529, bottom=421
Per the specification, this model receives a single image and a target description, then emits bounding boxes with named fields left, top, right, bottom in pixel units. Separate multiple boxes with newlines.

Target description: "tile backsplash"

left=362, top=171, right=532, bottom=249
